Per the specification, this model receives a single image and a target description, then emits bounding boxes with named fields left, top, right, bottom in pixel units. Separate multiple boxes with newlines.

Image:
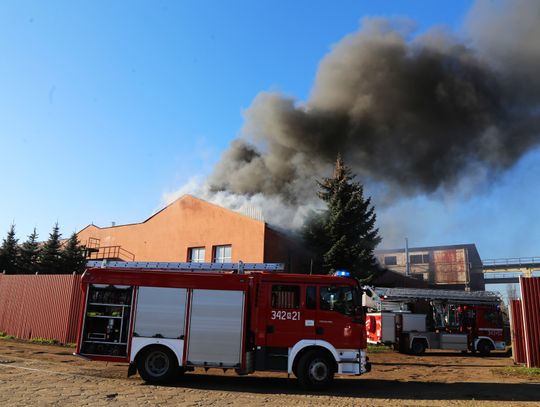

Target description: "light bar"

left=335, top=270, right=350, bottom=277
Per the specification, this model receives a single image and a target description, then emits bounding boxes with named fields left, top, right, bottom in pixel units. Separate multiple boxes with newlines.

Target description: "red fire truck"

left=75, top=261, right=370, bottom=389
left=363, top=287, right=506, bottom=355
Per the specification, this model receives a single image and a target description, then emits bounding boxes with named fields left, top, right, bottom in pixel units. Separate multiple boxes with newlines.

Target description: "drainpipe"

left=405, top=237, right=410, bottom=277
left=464, top=248, right=471, bottom=291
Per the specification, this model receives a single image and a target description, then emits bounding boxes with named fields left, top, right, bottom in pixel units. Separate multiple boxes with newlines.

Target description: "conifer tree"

left=303, top=156, right=381, bottom=281
left=0, top=224, right=20, bottom=274
left=39, top=223, right=62, bottom=274
left=61, top=233, right=86, bottom=274
left=19, top=228, right=41, bottom=274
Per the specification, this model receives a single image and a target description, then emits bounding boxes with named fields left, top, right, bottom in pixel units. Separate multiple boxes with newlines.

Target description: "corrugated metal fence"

left=510, top=299, right=526, bottom=364
left=510, top=277, right=540, bottom=367
left=0, top=274, right=82, bottom=344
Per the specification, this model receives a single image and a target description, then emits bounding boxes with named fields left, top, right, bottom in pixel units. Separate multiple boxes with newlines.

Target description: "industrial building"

left=76, top=195, right=307, bottom=273
left=375, top=244, right=484, bottom=290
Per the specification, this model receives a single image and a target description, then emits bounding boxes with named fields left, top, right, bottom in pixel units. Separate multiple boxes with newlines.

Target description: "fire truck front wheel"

left=476, top=340, right=493, bottom=356
left=137, top=346, right=179, bottom=383
left=297, top=350, right=335, bottom=390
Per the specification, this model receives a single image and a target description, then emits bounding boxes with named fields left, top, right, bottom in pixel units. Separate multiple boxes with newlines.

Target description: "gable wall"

left=77, top=196, right=266, bottom=262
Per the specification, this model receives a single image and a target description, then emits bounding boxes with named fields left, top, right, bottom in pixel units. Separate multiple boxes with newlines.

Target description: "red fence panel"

left=519, top=277, right=540, bottom=368
left=510, top=299, right=526, bottom=364
left=0, top=274, right=82, bottom=343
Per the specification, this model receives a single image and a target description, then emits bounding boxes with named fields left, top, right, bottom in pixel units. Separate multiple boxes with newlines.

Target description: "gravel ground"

left=0, top=339, right=539, bottom=406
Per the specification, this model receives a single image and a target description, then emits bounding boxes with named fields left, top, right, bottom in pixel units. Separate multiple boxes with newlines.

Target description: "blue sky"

left=1, top=0, right=538, bottom=262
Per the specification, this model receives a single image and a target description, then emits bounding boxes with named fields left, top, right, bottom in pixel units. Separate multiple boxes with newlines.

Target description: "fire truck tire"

left=137, top=346, right=179, bottom=383
left=297, top=350, right=335, bottom=390
left=476, top=340, right=493, bottom=356
left=411, top=339, right=426, bottom=355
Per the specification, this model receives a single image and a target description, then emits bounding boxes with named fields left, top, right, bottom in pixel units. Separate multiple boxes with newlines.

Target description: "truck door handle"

left=266, top=325, right=274, bottom=334
left=316, top=326, right=324, bottom=335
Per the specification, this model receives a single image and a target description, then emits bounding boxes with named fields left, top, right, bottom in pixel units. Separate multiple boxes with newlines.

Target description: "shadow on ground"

left=155, top=374, right=540, bottom=402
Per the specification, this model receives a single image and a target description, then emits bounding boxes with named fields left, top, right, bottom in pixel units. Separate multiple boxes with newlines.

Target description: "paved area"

left=0, top=340, right=539, bottom=406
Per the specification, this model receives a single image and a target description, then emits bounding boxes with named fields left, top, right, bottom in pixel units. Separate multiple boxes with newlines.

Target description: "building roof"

left=77, top=194, right=266, bottom=234
left=376, top=243, right=479, bottom=254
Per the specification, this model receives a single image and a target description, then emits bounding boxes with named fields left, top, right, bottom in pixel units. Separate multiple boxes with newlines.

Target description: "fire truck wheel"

left=411, top=339, right=426, bottom=355
left=137, top=346, right=178, bottom=383
left=476, top=340, right=492, bottom=356
left=297, top=350, right=335, bottom=390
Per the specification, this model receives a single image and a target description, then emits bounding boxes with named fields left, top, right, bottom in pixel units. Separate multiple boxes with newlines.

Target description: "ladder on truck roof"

left=374, top=287, right=502, bottom=305
left=86, top=260, right=285, bottom=274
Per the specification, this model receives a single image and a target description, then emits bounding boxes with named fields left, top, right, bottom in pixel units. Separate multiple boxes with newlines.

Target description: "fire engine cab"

left=363, top=287, right=506, bottom=355
left=75, top=261, right=370, bottom=389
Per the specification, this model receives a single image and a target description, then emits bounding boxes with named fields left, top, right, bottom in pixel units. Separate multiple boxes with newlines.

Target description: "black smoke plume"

left=208, top=0, right=540, bottom=207
left=162, top=0, right=540, bottom=234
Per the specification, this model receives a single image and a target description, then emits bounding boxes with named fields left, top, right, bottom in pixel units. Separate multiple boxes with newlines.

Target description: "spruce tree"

left=0, top=224, right=20, bottom=274
left=61, top=233, right=87, bottom=274
left=303, top=156, right=382, bottom=281
left=39, top=223, right=62, bottom=274
left=19, top=228, right=41, bottom=274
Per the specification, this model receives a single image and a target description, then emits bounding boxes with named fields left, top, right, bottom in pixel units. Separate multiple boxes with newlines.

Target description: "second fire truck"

left=363, top=287, right=506, bottom=355
left=75, top=261, right=371, bottom=389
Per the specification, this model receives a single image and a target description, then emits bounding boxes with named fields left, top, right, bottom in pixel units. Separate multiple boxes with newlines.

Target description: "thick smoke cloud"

left=172, top=0, right=540, bottom=231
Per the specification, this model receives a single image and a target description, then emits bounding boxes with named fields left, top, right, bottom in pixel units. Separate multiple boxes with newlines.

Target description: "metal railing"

left=86, top=246, right=135, bottom=262
left=484, top=271, right=540, bottom=279
left=482, top=257, right=540, bottom=267
left=483, top=272, right=523, bottom=279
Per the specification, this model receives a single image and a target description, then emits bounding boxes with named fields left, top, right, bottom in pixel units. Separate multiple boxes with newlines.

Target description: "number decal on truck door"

left=271, top=310, right=301, bottom=321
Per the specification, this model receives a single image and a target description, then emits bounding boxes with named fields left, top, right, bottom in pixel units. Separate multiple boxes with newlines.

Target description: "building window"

left=384, top=256, right=397, bottom=266
left=271, top=285, right=300, bottom=309
left=213, top=245, right=232, bottom=263
left=410, top=254, right=429, bottom=264
left=188, top=247, right=205, bottom=263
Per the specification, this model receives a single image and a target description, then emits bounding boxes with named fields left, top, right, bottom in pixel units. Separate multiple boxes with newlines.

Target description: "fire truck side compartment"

left=80, top=284, right=134, bottom=357
left=440, top=333, right=468, bottom=350
left=401, top=314, right=426, bottom=332
left=186, top=289, right=245, bottom=367
left=134, top=287, right=187, bottom=339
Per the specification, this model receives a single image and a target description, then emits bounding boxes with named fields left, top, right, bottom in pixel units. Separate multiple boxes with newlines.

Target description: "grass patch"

left=0, top=332, right=72, bottom=347
left=496, top=366, right=540, bottom=378
left=29, top=338, right=59, bottom=345
left=367, top=344, right=393, bottom=353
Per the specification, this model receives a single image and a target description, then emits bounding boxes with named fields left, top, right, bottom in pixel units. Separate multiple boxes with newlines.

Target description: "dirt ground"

left=0, top=339, right=538, bottom=406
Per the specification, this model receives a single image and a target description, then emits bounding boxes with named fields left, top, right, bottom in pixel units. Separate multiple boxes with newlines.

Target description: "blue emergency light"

left=335, top=270, right=350, bottom=277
